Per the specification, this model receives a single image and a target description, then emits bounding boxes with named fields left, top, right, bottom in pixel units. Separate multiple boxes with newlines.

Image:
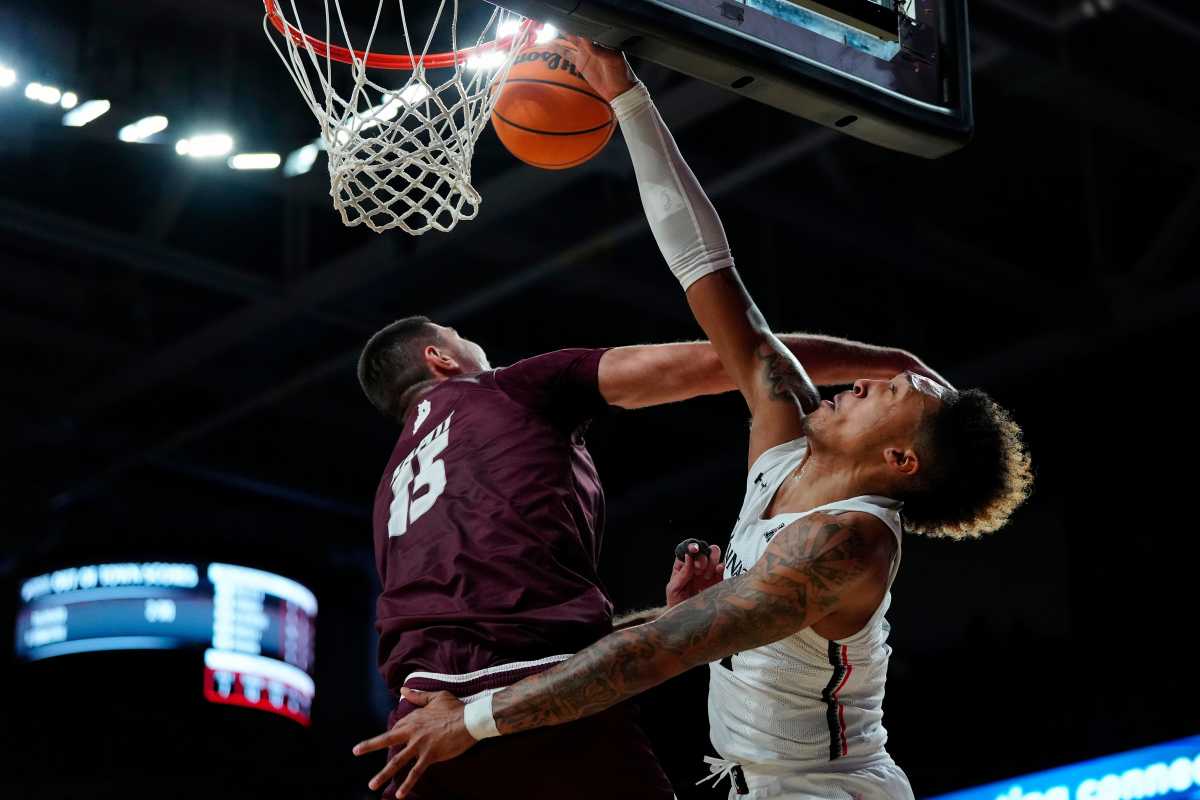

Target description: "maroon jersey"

left=371, top=348, right=614, bottom=692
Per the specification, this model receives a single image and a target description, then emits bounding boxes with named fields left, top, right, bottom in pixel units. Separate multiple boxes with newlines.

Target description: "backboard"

left=491, top=0, right=973, bottom=158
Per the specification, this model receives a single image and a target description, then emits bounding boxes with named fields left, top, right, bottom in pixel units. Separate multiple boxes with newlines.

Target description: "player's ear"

left=424, top=344, right=461, bottom=378
left=884, top=447, right=920, bottom=478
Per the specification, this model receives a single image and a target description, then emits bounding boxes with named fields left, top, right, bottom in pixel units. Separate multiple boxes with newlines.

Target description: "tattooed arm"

left=489, top=512, right=886, bottom=733
left=353, top=513, right=892, bottom=797
left=685, top=270, right=820, bottom=467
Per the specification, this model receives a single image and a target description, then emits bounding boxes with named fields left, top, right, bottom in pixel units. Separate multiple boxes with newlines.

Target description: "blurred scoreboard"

left=16, top=561, right=317, bottom=725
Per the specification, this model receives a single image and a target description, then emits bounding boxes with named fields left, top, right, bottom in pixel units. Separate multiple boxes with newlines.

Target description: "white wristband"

left=462, top=692, right=501, bottom=740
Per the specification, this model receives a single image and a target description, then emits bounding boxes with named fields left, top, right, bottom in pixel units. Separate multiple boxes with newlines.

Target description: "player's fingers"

left=667, top=559, right=693, bottom=592
left=395, top=757, right=430, bottom=799
left=368, top=745, right=416, bottom=791
left=354, top=728, right=403, bottom=756
left=545, top=35, right=581, bottom=55
left=399, top=687, right=432, bottom=707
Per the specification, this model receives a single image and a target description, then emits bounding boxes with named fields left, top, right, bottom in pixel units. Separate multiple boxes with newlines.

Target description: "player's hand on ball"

left=666, top=540, right=724, bottom=607
left=352, top=689, right=477, bottom=798
left=547, top=34, right=638, bottom=102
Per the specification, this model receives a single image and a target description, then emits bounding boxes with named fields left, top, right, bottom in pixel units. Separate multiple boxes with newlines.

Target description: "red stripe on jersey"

left=832, top=645, right=853, bottom=757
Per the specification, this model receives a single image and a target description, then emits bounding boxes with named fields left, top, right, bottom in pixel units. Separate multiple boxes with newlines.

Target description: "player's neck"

left=779, top=448, right=886, bottom=512
left=398, top=378, right=440, bottom=420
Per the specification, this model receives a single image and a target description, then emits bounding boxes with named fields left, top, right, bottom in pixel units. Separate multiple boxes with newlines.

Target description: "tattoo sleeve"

left=754, top=338, right=820, bottom=413
left=612, top=606, right=666, bottom=630
left=490, top=514, right=883, bottom=735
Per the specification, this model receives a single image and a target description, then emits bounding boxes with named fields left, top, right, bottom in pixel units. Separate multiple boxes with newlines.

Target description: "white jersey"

left=708, top=436, right=904, bottom=774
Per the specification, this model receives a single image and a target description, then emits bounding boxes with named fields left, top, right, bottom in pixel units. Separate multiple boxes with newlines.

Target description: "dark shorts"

left=384, top=698, right=675, bottom=800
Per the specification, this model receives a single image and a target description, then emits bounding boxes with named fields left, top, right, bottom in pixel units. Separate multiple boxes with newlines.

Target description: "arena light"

left=62, top=99, right=110, bottom=127
left=25, top=82, right=62, bottom=105
left=227, top=152, right=281, bottom=170
left=118, top=115, right=169, bottom=142
left=175, top=132, right=234, bottom=158
left=466, top=51, right=507, bottom=71
left=926, top=734, right=1200, bottom=800
left=282, top=141, right=320, bottom=177
left=59, top=91, right=78, bottom=109
left=471, top=23, right=556, bottom=71
left=0, top=65, right=15, bottom=88
left=495, top=18, right=523, bottom=39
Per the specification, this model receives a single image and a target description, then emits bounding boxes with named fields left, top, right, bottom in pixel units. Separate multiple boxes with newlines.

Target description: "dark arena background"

left=2, top=1, right=1199, bottom=798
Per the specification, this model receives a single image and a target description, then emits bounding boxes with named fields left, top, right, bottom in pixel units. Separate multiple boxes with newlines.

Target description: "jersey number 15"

left=388, top=413, right=453, bottom=538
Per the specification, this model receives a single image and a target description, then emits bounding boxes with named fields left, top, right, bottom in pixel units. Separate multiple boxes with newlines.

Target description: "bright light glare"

left=118, top=115, right=169, bottom=142
left=227, top=152, right=281, bottom=170
left=399, top=83, right=430, bottom=104
left=0, top=65, right=15, bottom=88
left=283, top=141, right=320, bottom=177
left=62, top=99, right=110, bottom=127
left=335, top=87, right=430, bottom=145
left=494, top=19, right=555, bottom=44
left=60, top=91, right=78, bottom=109
left=466, top=51, right=507, bottom=71
left=25, top=82, right=62, bottom=104
left=175, top=132, right=234, bottom=158
left=495, top=18, right=522, bottom=38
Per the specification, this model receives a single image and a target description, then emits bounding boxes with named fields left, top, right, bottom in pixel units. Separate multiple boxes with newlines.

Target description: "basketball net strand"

left=264, top=0, right=532, bottom=235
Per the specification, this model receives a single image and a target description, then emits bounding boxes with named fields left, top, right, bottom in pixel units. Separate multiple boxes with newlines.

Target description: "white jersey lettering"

left=388, top=412, right=454, bottom=538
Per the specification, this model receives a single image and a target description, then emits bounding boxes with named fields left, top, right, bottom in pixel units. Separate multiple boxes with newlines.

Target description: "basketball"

left=492, top=45, right=615, bottom=170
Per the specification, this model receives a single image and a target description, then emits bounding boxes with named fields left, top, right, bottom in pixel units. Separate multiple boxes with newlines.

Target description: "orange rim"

left=264, top=0, right=532, bottom=70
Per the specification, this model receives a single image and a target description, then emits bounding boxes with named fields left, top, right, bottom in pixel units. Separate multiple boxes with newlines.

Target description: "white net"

left=264, top=1, right=532, bottom=235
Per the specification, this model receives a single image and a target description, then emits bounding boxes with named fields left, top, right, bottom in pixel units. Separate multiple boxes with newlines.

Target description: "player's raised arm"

left=595, top=334, right=952, bottom=410
left=569, top=38, right=818, bottom=464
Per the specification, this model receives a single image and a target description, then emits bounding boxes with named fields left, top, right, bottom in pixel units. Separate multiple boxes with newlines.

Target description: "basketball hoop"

left=263, top=0, right=536, bottom=235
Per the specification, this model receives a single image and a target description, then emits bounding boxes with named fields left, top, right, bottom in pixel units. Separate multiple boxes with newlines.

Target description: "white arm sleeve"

left=610, top=82, right=734, bottom=290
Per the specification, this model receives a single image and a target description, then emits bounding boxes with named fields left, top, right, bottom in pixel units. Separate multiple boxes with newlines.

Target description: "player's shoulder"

left=777, top=510, right=896, bottom=563
left=496, top=348, right=606, bottom=379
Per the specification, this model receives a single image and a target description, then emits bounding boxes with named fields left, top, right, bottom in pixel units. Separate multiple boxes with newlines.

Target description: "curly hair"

left=899, top=388, right=1033, bottom=540
left=357, top=316, right=442, bottom=423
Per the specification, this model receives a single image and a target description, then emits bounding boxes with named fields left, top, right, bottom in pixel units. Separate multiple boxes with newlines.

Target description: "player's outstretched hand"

left=544, top=34, right=637, bottom=102
left=352, top=689, right=476, bottom=798
left=666, top=541, right=724, bottom=607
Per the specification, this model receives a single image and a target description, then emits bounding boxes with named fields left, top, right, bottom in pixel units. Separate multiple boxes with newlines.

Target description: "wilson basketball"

left=492, top=46, right=615, bottom=170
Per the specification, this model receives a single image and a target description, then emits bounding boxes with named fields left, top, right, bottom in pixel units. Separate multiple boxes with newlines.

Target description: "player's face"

left=805, top=372, right=947, bottom=460
left=435, top=325, right=490, bottom=372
